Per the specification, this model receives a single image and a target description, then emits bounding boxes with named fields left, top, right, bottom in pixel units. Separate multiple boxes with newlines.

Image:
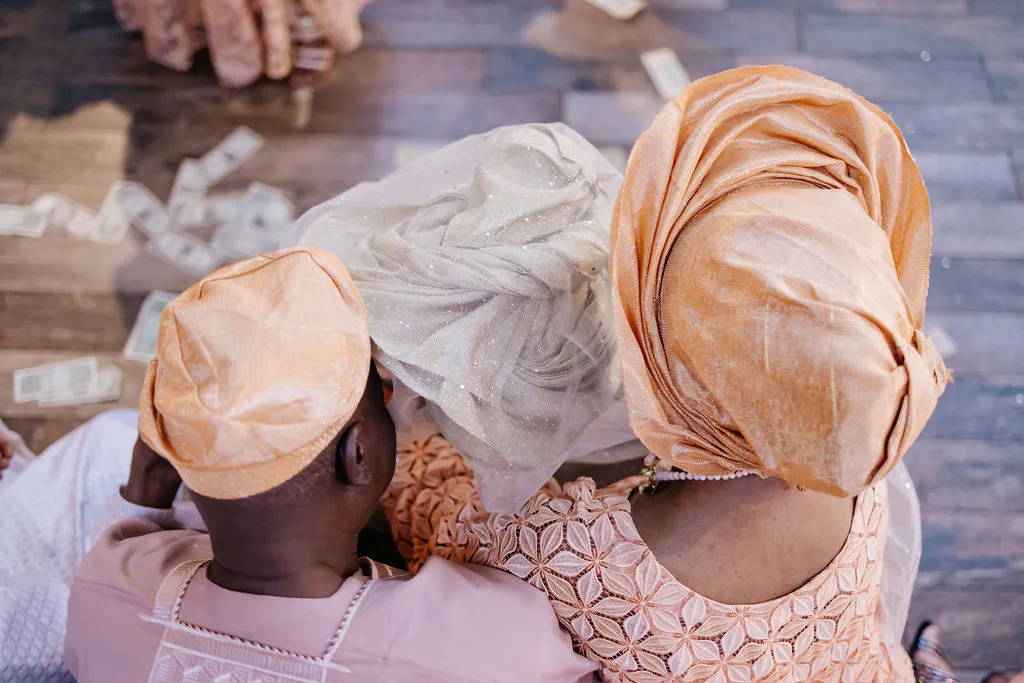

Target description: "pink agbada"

left=64, top=501, right=598, bottom=683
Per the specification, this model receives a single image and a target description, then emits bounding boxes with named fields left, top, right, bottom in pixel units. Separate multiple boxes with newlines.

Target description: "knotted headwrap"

left=294, top=123, right=639, bottom=512
left=613, top=66, right=950, bottom=496
left=138, top=247, right=371, bottom=500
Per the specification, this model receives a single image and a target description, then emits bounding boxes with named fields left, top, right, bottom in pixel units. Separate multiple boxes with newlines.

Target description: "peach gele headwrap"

left=138, top=246, right=371, bottom=500
left=613, top=66, right=950, bottom=497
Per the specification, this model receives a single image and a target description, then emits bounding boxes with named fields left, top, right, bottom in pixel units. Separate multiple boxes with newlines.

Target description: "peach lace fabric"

left=381, top=428, right=913, bottom=683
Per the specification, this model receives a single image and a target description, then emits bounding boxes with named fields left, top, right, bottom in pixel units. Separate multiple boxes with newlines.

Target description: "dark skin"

left=0, top=430, right=14, bottom=481
left=122, top=364, right=397, bottom=599
left=558, top=460, right=854, bottom=605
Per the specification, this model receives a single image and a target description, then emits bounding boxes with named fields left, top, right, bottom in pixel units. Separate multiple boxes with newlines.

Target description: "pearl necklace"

left=636, top=454, right=755, bottom=494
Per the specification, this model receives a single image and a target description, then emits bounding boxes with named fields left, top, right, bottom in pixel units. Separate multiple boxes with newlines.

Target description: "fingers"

left=299, top=0, right=364, bottom=54
left=260, top=0, right=293, bottom=79
left=199, top=0, right=264, bottom=88
left=139, top=0, right=196, bottom=72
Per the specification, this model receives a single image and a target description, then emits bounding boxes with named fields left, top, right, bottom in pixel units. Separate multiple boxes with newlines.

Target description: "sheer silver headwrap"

left=292, top=123, right=644, bottom=512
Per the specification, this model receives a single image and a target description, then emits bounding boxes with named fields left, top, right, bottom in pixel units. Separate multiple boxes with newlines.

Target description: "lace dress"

left=381, top=426, right=914, bottom=683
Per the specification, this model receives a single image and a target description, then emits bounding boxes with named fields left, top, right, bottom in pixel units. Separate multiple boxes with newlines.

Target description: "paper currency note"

left=583, top=0, right=646, bottom=20
left=123, top=291, right=178, bottom=363
left=197, top=126, right=265, bottom=187
left=0, top=205, right=47, bottom=238
left=13, top=357, right=98, bottom=404
left=640, top=48, right=691, bottom=101
left=90, top=184, right=134, bottom=244
left=117, top=181, right=170, bottom=238
left=184, top=192, right=244, bottom=230
left=31, top=194, right=96, bottom=238
left=167, top=159, right=209, bottom=228
left=211, top=183, right=295, bottom=260
left=38, top=364, right=123, bottom=407
left=148, top=231, right=221, bottom=277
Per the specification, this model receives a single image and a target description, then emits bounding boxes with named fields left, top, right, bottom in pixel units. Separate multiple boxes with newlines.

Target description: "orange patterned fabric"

left=381, top=427, right=913, bottom=683
left=612, top=66, right=949, bottom=496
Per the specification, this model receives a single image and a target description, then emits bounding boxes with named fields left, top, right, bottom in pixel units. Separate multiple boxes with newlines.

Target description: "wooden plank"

left=361, top=1, right=538, bottom=48
left=986, top=60, right=1024, bottom=101
left=0, top=291, right=147, bottom=352
left=305, top=91, right=561, bottom=138
left=0, top=37, right=212, bottom=86
left=0, top=83, right=54, bottom=126
left=646, top=9, right=798, bottom=55
left=487, top=47, right=730, bottom=93
left=0, top=0, right=72, bottom=39
left=931, top=202, right=1024, bottom=258
left=0, top=350, right=146, bottom=419
left=905, top=587, right=1024, bottom=668
left=646, top=0, right=725, bottom=9
left=927, top=258, right=1024, bottom=312
left=914, top=152, right=1019, bottom=202
left=922, top=377, right=1024, bottom=441
left=331, top=49, right=488, bottom=90
left=889, top=104, right=1024, bottom=150
left=734, top=55, right=991, bottom=103
left=925, top=313, right=1024, bottom=376
left=563, top=91, right=663, bottom=145
left=66, top=0, right=121, bottom=34
left=803, top=13, right=1024, bottom=58
left=906, top=438, right=1024, bottom=512
left=734, top=0, right=968, bottom=12
left=0, top=416, right=88, bottom=454
left=918, top=509, right=1024, bottom=588
left=968, top=0, right=1024, bottom=15
left=0, top=234, right=196, bottom=295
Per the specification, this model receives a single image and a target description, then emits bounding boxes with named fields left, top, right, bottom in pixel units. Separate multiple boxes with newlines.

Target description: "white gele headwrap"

left=293, top=123, right=644, bottom=512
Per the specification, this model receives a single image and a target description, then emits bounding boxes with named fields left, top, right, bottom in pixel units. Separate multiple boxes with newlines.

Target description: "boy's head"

left=138, top=247, right=395, bottom=539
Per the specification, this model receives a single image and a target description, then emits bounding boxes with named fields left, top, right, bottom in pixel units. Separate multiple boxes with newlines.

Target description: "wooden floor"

left=1, top=0, right=1023, bottom=672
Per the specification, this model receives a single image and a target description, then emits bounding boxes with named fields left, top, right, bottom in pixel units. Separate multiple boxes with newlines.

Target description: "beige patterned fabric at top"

left=138, top=247, right=370, bottom=500
left=381, top=428, right=914, bottom=683
left=612, top=66, right=949, bottom=496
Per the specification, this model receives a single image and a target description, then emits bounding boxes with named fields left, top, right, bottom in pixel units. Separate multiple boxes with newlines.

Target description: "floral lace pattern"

left=381, top=428, right=913, bottom=683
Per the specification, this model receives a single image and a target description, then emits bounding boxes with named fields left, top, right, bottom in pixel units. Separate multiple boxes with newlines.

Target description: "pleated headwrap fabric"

left=138, top=247, right=371, bottom=500
left=613, top=66, right=950, bottom=497
left=295, top=123, right=641, bottom=512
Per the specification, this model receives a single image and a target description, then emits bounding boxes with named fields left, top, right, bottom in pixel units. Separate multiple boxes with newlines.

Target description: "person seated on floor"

left=63, top=246, right=596, bottom=683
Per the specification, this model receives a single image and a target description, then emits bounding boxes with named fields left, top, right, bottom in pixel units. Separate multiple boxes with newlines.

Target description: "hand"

left=121, top=438, right=182, bottom=509
left=0, top=430, right=14, bottom=481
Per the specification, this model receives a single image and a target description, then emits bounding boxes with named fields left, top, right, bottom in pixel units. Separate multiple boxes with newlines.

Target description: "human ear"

left=337, top=423, right=373, bottom=486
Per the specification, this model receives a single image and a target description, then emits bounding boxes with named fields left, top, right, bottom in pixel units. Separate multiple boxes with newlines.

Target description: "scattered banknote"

left=90, top=184, right=135, bottom=244
left=148, top=231, right=222, bottom=277
left=640, top=48, right=691, bottom=101
left=123, top=291, right=178, bottom=362
left=166, top=158, right=210, bottom=229
left=117, top=181, right=170, bottom=238
left=211, top=183, right=295, bottom=260
left=187, top=192, right=244, bottom=229
left=31, top=194, right=96, bottom=238
left=583, top=0, right=646, bottom=20
left=13, top=357, right=98, bottom=404
left=197, top=126, right=265, bottom=187
left=598, top=147, right=629, bottom=174
left=38, top=364, right=123, bottom=407
left=0, top=205, right=47, bottom=238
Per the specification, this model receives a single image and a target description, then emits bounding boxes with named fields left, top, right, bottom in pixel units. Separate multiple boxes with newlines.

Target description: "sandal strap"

left=914, top=662, right=958, bottom=683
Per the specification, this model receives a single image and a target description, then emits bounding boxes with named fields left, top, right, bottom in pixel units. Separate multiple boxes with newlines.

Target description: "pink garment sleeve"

left=64, top=517, right=213, bottom=682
